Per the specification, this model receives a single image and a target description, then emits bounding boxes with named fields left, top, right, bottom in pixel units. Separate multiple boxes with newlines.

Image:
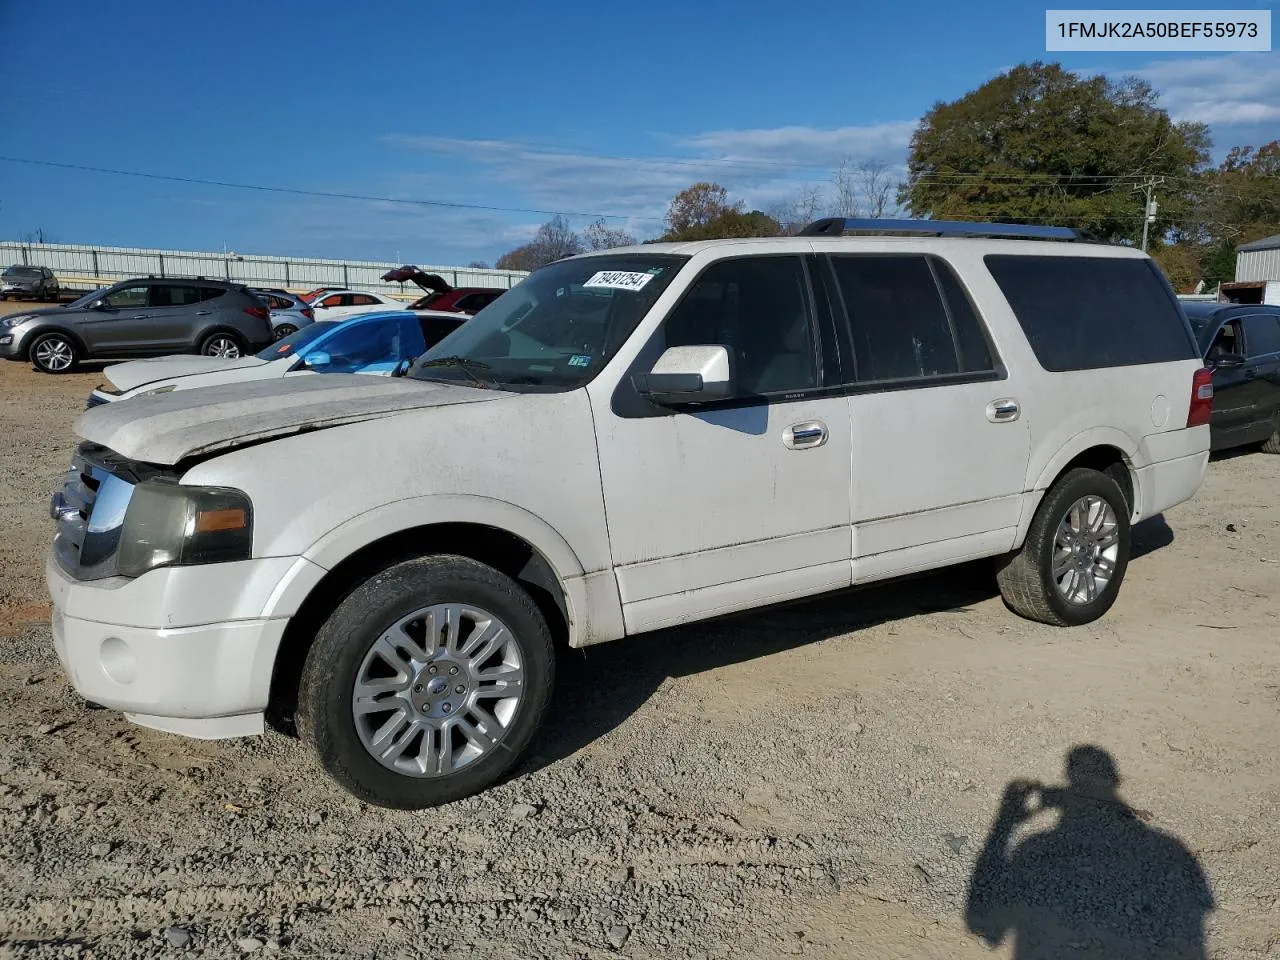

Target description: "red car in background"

left=298, top=286, right=347, bottom=304
left=381, top=266, right=507, bottom=315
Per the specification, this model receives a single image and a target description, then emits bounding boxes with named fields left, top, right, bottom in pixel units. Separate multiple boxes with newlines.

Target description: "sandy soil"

left=1, top=306, right=1277, bottom=958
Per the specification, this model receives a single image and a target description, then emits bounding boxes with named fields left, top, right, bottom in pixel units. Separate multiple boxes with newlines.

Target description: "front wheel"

left=996, top=468, right=1131, bottom=627
left=30, top=332, right=78, bottom=373
left=200, top=332, right=243, bottom=358
left=1262, top=418, right=1280, bottom=455
left=297, top=555, right=555, bottom=808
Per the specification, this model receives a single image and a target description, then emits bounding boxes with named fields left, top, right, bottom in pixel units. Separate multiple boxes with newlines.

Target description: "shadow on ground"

left=966, top=745, right=1212, bottom=959
left=528, top=515, right=1174, bottom=774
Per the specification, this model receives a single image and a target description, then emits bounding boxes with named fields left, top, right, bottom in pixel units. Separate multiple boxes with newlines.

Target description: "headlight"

left=2, top=314, right=35, bottom=328
left=139, top=384, right=177, bottom=397
left=117, top=482, right=253, bottom=578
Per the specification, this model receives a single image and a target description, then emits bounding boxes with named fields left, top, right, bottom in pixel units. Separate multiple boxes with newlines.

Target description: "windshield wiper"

left=417, top=356, right=497, bottom=389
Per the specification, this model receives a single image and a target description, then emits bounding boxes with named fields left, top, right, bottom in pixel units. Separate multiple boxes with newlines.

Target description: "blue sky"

left=2, top=0, right=1277, bottom=266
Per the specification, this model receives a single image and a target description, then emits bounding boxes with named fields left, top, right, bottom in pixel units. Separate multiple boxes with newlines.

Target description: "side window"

left=985, top=256, right=1198, bottom=371
left=1243, top=315, right=1280, bottom=358
left=400, top=314, right=427, bottom=356
left=453, top=294, right=480, bottom=312
left=418, top=316, right=465, bottom=350
left=102, top=285, right=149, bottom=309
left=351, top=294, right=378, bottom=306
left=830, top=255, right=959, bottom=381
left=320, top=294, right=344, bottom=308
left=309, top=319, right=401, bottom=371
left=1208, top=320, right=1242, bottom=359
left=197, top=287, right=225, bottom=302
left=150, top=286, right=201, bottom=307
left=933, top=260, right=996, bottom=373
left=660, top=256, right=817, bottom=397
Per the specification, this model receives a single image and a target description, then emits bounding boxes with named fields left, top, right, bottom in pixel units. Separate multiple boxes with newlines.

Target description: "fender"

left=260, top=493, right=598, bottom=624
left=1015, top=427, right=1140, bottom=545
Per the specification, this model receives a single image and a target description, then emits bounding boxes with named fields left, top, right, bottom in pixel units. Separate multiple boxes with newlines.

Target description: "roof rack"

left=799, top=217, right=1099, bottom=242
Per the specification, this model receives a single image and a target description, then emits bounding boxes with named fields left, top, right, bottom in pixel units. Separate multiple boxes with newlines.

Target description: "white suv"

left=46, top=220, right=1212, bottom=808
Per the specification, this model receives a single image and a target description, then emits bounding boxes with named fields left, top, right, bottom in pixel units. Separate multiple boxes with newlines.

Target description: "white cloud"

left=676, top=120, right=917, bottom=167
left=1115, top=53, right=1280, bottom=126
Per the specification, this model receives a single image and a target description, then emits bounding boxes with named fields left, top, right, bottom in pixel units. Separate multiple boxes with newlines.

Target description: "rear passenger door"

left=820, top=253, right=1030, bottom=581
left=147, top=284, right=206, bottom=352
left=1242, top=313, right=1280, bottom=434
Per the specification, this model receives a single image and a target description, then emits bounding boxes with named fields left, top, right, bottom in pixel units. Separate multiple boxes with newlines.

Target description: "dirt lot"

left=1, top=302, right=1278, bottom=958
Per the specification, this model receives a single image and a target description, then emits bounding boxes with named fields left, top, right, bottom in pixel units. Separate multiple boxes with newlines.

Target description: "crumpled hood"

left=104, top=355, right=268, bottom=393
left=76, top=373, right=497, bottom=465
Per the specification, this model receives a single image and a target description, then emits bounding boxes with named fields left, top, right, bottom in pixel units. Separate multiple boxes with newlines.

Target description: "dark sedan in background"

left=1184, top=302, right=1280, bottom=453
left=0, top=278, right=273, bottom=372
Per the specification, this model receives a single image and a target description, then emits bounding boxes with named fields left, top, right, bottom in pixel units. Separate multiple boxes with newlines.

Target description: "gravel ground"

left=1, top=308, right=1278, bottom=958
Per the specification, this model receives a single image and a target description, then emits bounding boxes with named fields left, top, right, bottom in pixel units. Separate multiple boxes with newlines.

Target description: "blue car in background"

left=87, top=310, right=468, bottom=406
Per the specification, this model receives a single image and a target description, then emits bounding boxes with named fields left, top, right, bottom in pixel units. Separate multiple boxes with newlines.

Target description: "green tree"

left=899, top=63, right=1210, bottom=243
left=659, top=182, right=781, bottom=241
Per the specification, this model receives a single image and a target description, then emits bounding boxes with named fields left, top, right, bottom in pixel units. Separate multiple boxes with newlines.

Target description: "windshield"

left=65, top=285, right=113, bottom=309
left=256, top=321, right=335, bottom=359
left=5, top=266, right=40, bottom=277
left=408, top=253, right=687, bottom=390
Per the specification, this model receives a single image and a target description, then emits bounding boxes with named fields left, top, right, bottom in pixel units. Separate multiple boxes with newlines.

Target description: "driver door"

left=589, top=253, right=854, bottom=635
left=79, top=283, right=157, bottom=355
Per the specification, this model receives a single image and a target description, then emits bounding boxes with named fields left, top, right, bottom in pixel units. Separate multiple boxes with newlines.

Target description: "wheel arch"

left=266, top=506, right=589, bottom=732
left=1017, top=433, right=1138, bottom=547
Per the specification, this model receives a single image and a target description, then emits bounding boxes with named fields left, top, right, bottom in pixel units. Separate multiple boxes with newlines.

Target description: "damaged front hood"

left=104, top=355, right=268, bottom=393
left=75, top=374, right=497, bottom=465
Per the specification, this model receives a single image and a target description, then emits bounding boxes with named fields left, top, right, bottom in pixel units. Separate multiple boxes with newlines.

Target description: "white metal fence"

left=1, top=241, right=528, bottom=297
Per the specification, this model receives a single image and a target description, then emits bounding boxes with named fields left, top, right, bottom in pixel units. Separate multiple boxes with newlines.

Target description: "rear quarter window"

left=984, top=255, right=1197, bottom=371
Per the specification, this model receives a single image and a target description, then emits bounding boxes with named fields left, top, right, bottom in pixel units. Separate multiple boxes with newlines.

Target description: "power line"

left=0, top=155, right=663, bottom=222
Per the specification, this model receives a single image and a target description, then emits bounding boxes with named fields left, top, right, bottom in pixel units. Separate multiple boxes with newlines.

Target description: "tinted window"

left=197, top=286, right=226, bottom=302
left=934, top=261, right=995, bottom=373
left=149, top=285, right=201, bottom=307
left=453, top=294, right=482, bottom=312
left=418, top=315, right=466, bottom=349
left=351, top=294, right=379, bottom=306
left=5, top=266, right=39, bottom=277
left=662, top=256, right=817, bottom=397
left=102, top=285, right=149, bottom=309
left=1243, top=315, right=1280, bottom=357
left=306, top=317, right=403, bottom=371
left=830, top=255, right=958, bottom=381
left=320, top=295, right=343, bottom=307
left=985, top=256, right=1197, bottom=371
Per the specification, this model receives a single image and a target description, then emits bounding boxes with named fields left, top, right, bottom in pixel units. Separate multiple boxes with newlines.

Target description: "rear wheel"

left=29, top=332, right=77, bottom=373
left=297, top=555, right=555, bottom=809
left=1262, top=418, right=1280, bottom=455
left=273, top=323, right=297, bottom=340
left=200, top=332, right=243, bottom=358
left=996, top=468, right=1131, bottom=626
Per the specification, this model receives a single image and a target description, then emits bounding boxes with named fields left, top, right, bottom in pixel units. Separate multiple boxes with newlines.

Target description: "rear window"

left=985, top=255, right=1197, bottom=371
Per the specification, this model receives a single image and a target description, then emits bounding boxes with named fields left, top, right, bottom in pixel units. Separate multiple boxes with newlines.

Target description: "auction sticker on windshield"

left=582, top=271, right=655, bottom=292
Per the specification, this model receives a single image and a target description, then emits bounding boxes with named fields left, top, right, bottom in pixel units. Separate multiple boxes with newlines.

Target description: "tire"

left=199, top=332, right=244, bottom=358
left=273, top=323, right=297, bottom=340
left=29, top=332, right=78, bottom=373
left=1262, top=419, right=1280, bottom=455
left=297, top=555, right=555, bottom=809
left=996, top=468, right=1131, bottom=627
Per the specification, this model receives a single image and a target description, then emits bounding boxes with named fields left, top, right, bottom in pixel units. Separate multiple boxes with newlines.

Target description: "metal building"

left=1235, top=235, right=1280, bottom=282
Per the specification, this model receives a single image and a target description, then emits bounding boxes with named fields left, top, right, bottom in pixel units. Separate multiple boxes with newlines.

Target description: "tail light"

left=301, top=307, right=314, bottom=320
left=1187, top=367, right=1214, bottom=427
left=243, top=306, right=270, bottom=322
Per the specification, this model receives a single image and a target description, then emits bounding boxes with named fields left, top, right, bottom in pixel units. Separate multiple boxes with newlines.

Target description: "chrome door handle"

left=783, top=420, right=828, bottom=449
left=129, top=315, right=149, bottom=320
left=196, top=310, right=213, bottom=316
left=986, top=398, right=1021, bottom=423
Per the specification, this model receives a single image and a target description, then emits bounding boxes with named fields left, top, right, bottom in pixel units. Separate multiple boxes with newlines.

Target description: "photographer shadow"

left=966, top=746, right=1213, bottom=959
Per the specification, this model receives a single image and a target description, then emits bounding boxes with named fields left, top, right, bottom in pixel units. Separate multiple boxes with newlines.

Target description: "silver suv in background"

left=0, top=278, right=273, bottom=372
left=2, top=265, right=60, bottom=301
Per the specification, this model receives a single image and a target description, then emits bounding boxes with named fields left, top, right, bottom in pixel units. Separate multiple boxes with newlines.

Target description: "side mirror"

left=305, top=350, right=332, bottom=370
left=1211, top=352, right=1245, bottom=369
left=634, top=345, right=732, bottom=405
left=88, top=299, right=107, bottom=311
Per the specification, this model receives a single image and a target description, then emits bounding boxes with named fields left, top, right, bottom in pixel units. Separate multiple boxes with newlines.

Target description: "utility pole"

left=1138, top=177, right=1163, bottom=252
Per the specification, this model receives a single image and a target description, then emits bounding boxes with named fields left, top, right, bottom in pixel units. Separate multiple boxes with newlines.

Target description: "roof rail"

left=799, top=217, right=1098, bottom=242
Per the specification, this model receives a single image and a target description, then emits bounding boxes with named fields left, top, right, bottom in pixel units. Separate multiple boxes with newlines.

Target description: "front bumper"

left=46, top=553, right=301, bottom=739
left=0, top=328, right=29, bottom=359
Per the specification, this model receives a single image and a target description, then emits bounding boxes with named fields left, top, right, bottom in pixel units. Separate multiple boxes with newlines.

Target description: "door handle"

left=1243, top=368, right=1257, bottom=380
left=129, top=315, right=149, bottom=320
left=196, top=310, right=213, bottom=316
left=986, top=398, right=1021, bottom=423
left=783, top=420, right=828, bottom=450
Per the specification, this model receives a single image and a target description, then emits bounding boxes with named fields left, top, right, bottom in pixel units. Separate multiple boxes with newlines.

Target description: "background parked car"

left=87, top=309, right=469, bottom=405
left=0, top=278, right=273, bottom=373
left=1183, top=302, right=1280, bottom=453
left=299, top=285, right=346, bottom=303
left=381, top=265, right=506, bottom=314
left=309, top=289, right=405, bottom=321
left=250, top=288, right=316, bottom=339
left=2, top=265, right=60, bottom=301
